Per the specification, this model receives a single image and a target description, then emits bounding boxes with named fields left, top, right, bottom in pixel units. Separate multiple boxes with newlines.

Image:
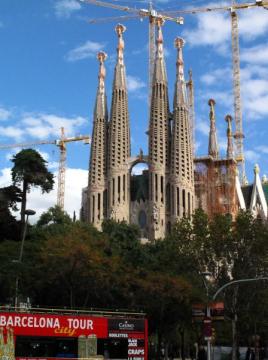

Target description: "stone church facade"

left=85, top=22, right=194, bottom=241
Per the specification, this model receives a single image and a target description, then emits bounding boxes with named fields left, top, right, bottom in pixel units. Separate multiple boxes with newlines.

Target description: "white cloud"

left=0, top=126, right=24, bottom=141
left=127, top=75, right=146, bottom=92
left=182, top=10, right=230, bottom=54
left=199, top=62, right=268, bottom=120
left=244, top=149, right=261, bottom=163
left=22, top=113, right=87, bottom=139
left=240, top=66, right=268, bottom=119
left=66, top=41, right=105, bottom=62
left=54, top=0, right=81, bottom=18
left=0, top=167, right=88, bottom=223
left=0, top=168, right=12, bottom=188
left=241, top=44, right=268, bottom=65
left=256, top=145, right=268, bottom=154
left=196, top=120, right=210, bottom=136
left=0, top=107, right=11, bottom=121
left=182, top=5, right=268, bottom=54
left=239, top=9, right=268, bottom=41
left=200, top=67, right=232, bottom=86
left=200, top=90, right=233, bottom=109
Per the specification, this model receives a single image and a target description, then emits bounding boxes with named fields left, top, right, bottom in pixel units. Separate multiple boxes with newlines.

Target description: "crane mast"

left=230, top=6, right=246, bottom=184
left=57, top=127, right=67, bottom=210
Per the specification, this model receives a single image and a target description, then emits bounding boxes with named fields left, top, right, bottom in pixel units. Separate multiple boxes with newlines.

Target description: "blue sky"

left=0, top=0, right=268, bottom=220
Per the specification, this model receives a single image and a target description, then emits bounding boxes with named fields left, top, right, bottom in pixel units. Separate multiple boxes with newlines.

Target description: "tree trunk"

left=20, top=180, right=27, bottom=237
left=232, top=314, right=238, bottom=360
left=157, top=332, right=162, bottom=360
left=164, top=342, right=169, bottom=360
left=180, top=329, right=185, bottom=360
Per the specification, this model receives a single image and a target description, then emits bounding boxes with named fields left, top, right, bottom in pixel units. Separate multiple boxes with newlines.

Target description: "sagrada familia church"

left=81, top=21, right=268, bottom=241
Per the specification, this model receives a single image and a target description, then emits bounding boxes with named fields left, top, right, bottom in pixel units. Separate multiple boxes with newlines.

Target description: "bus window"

left=56, top=338, right=77, bottom=358
left=15, top=337, right=78, bottom=359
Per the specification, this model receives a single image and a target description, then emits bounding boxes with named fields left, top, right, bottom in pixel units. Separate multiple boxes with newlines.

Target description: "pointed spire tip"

left=254, top=164, right=260, bottom=175
left=225, top=114, right=232, bottom=123
left=174, top=37, right=185, bottom=49
left=97, top=51, right=107, bottom=63
left=115, top=23, right=126, bottom=36
left=208, top=98, right=216, bottom=106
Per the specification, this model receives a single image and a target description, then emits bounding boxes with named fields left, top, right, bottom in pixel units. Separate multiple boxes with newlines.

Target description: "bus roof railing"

left=0, top=305, right=146, bottom=318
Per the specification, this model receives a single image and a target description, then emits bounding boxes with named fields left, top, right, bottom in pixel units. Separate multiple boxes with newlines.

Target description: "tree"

left=0, top=185, right=22, bottom=241
left=37, top=205, right=72, bottom=227
left=167, top=210, right=268, bottom=358
left=11, top=149, right=54, bottom=228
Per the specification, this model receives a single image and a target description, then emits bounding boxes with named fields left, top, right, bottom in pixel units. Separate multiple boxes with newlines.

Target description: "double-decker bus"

left=0, top=307, right=148, bottom=360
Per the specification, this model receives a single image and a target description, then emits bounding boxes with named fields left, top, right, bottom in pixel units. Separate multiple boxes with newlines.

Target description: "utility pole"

left=14, top=209, right=36, bottom=309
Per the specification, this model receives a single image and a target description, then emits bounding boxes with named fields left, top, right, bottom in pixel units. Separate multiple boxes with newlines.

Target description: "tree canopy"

left=0, top=206, right=267, bottom=359
left=11, top=149, right=54, bottom=226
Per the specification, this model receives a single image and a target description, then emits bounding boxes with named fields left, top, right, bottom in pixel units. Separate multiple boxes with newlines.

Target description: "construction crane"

left=81, top=0, right=268, bottom=184
left=80, top=0, right=184, bottom=109
left=231, top=1, right=246, bottom=184
left=0, top=127, right=90, bottom=210
left=164, top=0, right=267, bottom=184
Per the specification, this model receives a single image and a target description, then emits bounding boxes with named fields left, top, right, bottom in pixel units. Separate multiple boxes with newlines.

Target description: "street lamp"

left=200, top=272, right=212, bottom=360
left=14, top=209, right=36, bottom=308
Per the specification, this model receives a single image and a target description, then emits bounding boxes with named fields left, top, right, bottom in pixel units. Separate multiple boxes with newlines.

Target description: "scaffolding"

left=194, top=156, right=239, bottom=219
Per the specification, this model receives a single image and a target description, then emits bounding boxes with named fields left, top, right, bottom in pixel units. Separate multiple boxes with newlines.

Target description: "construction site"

left=1, top=0, right=268, bottom=237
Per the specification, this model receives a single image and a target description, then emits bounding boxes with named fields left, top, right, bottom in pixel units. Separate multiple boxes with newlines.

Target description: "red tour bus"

left=0, top=307, right=148, bottom=360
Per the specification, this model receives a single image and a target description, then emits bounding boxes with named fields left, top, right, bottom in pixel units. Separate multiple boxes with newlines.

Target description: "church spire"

left=148, top=18, right=169, bottom=240
left=169, top=37, right=194, bottom=223
left=154, top=18, right=167, bottom=83
left=225, top=114, right=234, bottom=159
left=107, top=24, right=131, bottom=223
left=174, top=37, right=187, bottom=107
left=208, top=99, right=219, bottom=159
left=113, top=23, right=127, bottom=89
left=94, top=51, right=108, bottom=119
left=88, top=51, right=108, bottom=229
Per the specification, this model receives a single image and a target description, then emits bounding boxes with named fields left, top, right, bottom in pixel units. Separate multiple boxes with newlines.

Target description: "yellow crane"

left=81, top=0, right=268, bottom=183
left=0, top=127, right=91, bottom=210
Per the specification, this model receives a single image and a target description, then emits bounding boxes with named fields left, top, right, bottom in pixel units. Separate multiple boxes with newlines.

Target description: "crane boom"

left=0, top=140, right=56, bottom=149
left=88, top=15, right=138, bottom=24
left=163, top=1, right=268, bottom=15
left=80, top=0, right=138, bottom=13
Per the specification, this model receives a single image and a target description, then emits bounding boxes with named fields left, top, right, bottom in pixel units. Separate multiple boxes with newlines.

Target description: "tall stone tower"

left=169, top=37, right=194, bottom=226
left=107, top=24, right=131, bottom=222
left=88, top=51, right=108, bottom=230
left=208, top=99, right=219, bottom=159
left=86, top=23, right=195, bottom=240
left=148, top=19, right=170, bottom=240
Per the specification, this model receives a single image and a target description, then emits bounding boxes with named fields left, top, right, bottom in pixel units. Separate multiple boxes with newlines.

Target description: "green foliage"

left=102, top=219, right=142, bottom=263
left=1, top=208, right=268, bottom=356
left=37, top=205, right=72, bottom=226
left=11, top=149, right=54, bottom=226
left=11, top=149, right=54, bottom=192
left=0, top=185, right=22, bottom=211
left=0, top=186, right=22, bottom=242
